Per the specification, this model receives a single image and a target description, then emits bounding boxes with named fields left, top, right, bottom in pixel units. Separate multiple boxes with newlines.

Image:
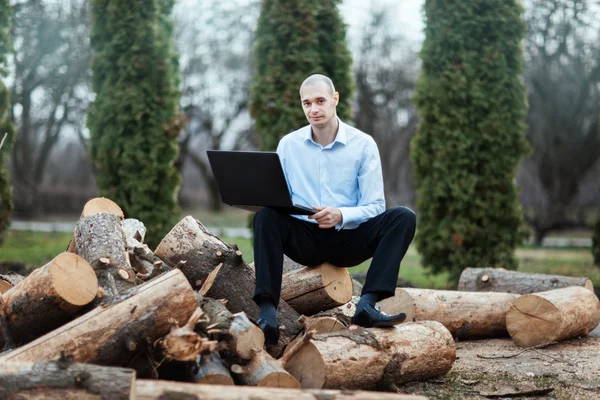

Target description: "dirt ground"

left=398, top=334, right=600, bottom=400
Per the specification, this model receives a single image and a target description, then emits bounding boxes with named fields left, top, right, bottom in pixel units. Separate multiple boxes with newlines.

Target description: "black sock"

left=356, top=292, right=379, bottom=313
left=258, top=296, right=277, bottom=326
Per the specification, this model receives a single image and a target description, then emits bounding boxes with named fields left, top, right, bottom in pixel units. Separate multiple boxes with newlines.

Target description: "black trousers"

left=253, top=206, right=417, bottom=306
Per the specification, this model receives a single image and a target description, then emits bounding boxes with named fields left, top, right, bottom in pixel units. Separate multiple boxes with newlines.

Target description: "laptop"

left=206, top=150, right=316, bottom=215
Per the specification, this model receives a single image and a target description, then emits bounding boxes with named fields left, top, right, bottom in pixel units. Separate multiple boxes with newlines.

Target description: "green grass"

left=3, top=229, right=596, bottom=290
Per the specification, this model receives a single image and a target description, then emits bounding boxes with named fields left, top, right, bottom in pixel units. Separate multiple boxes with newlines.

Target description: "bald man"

left=253, top=74, right=416, bottom=345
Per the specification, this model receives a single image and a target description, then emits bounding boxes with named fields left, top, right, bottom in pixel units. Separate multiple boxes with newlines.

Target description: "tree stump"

left=135, top=380, right=427, bottom=400
left=2, top=252, right=98, bottom=344
left=379, top=288, right=519, bottom=339
left=67, top=197, right=124, bottom=253
left=458, top=268, right=594, bottom=293
left=0, top=361, right=135, bottom=400
left=281, top=263, right=353, bottom=315
left=0, top=269, right=197, bottom=369
left=155, top=216, right=235, bottom=289
left=231, top=348, right=300, bottom=388
left=506, top=286, right=600, bottom=347
left=284, top=321, right=455, bottom=390
left=74, top=212, right=136, bottom=298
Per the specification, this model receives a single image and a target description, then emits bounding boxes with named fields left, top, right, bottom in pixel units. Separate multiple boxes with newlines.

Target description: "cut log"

left=0, top=361, right=135, bottom=400
left=0, top=273, right=24, bottom=294
left=458, top=267, right=594, bottom=294
left=135, top=380, right=427, bottom=400
left=284, top=321, right=455, bottom=390
left=123, top=218, right=170, bottom=281
left=379, top=288, right=520, bottom=339
left=2, top=252, right=98, bottom=344
left=224, top=312, right=265, bottom=360
left=312, top=297, right=358, bottom=327
left=0, top=269, right=197, bottom=369
left=160, top=308, right=217, bottom=362
left=231, top=348, right=300, bottom=388
left=123, top=218, right=146, bottom=243
left=155, top=216, right=231, bottom=289
left=67, top=197, right=124, bottom=253
left=281, top=263, right=353, bottom=315
left=74, top=212, right=136, bottom=298
left=200, top=261, right=302, bottom=351
left=192, top=352, right=234, bottom=385
left=506, top=286, right=600, bottom=347
left=299, top=315, right=346, bottom=334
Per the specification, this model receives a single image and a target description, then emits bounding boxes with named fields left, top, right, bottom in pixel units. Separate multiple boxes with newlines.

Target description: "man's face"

left=300, top=82, right=339, bottom=128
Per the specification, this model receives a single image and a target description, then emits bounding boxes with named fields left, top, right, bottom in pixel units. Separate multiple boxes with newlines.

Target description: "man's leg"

left=253, top=208, right=325, bottom=343
left=328, top=206, right=416, bottom=327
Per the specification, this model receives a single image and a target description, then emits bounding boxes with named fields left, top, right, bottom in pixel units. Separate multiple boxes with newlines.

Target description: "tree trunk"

left=193, top=352, right=234, bottom=385
left=379, top=288, right=519, bottom=339
left=200, top=261, right=303, bottom=352
left=0, top=361, right=135, bottom=400
left=154, top=216, right=231, bottom=289
left=283, top=321, right=455, bottom=390
left=506, top=286, right=600, bottom=347
left=67, top=197, right=124, bottom=253
left=0, top=269, right=197, bottom=370
left=281, top=263, right=353, bottom=316
left=74, top=212, right=136, bottom=298
left=0, top=273, right=25, bottom=294
left=135, top=380, right=427, bottom=400
left=231, top=348, right=300, bottom=388
left=2, top=252, right=98, bottom=345
left=457, top=268, right=594, bottom=294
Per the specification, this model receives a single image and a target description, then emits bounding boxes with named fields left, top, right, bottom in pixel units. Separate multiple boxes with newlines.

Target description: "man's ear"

left=334, top=91, right=340, bottom=106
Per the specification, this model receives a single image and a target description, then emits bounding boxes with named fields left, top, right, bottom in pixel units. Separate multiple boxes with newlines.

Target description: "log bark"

left=231, top=348, right=300, bottom=388
left=0, top=269, right=197, bottom=369
left=123, top=218, right=170, bottom=281
left=506, top=286, right=600, bottom=347
left=123, top=218, right=146, bottom=243
left=281, top=263, right=353, bottom=316
left=200, top=261, right=302, bottom=351
left=74, top=212, right=136, bottom=298
left=458, top=267, right=594, bottom=294
left=67, top=197, right=124, bottom=253
left=0, top=361, right=135, bottom=400
left=135, top=380, right=427, bottom=400
left=155, top=216, right=232, bottom=289
left=379, top=288, right=520, bottom=339
left=284, top=321, right=455, bottom=390
left=193, top=352, right=234, bottom=385
left=0, top=273, right=24, bottom=294
left=2, top=252, right=98, bottom=344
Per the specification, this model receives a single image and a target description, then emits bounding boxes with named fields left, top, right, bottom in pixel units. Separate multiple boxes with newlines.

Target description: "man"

left=253, top=74, right=416, bottom=344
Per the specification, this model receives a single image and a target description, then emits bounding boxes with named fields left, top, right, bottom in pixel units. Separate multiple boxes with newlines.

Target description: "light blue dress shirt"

left=277, top=118, right=385, bottom=230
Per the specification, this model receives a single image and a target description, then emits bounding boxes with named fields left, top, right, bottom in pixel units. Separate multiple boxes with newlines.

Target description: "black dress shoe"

left=257, top=317, right=280, bottom=345
left=351, top=304, right=407, bottom=328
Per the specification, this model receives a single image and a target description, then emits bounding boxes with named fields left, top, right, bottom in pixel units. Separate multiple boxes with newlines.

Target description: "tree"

left=412, top=0, right=529, bottom=282
left=88, top=0, right=183, bottom=247
left=250, top=0, right=353, bottom=151
left=517, top=0, right=600, bottom=244
left=0, top=0, right=15, bottom=244
left=9, top=0, right=92, bottom=217
left=353, top=5, right=419, bottom=209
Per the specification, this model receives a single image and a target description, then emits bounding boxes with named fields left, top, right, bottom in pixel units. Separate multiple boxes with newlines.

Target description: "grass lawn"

left=2, top=228, right=598, bottom=290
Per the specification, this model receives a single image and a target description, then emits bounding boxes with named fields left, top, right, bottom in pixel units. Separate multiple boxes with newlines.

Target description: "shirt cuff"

left=337, top=207, right=360, bottom=230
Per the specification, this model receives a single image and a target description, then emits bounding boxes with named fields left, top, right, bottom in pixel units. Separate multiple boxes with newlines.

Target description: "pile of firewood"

left=0, top=198, right=452, bottom=399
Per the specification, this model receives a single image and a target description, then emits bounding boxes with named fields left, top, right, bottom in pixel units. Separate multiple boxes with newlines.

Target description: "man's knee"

left=387, top=206, right=416, bottom=229
left=254, top=208, right=285, bottom=229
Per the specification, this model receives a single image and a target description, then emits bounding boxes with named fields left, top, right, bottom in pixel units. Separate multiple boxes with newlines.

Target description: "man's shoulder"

left=341, top=121, right=376, bottom=145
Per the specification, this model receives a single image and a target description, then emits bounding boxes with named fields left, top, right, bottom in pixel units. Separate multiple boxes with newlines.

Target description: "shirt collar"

left=304, top=117, right=347, bottom=146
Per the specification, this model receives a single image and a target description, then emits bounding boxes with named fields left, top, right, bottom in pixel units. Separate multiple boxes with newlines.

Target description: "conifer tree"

left=88, top=0, right=183, bottom=247
left=412, top=0, right=529, bottom=281
left=251, top=0, right=353, bottom=151
left=0, top=0, right=16, bottom=244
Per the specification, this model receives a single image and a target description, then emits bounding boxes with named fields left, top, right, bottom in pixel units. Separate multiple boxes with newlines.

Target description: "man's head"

left=299, top=74, right=339, bottom=129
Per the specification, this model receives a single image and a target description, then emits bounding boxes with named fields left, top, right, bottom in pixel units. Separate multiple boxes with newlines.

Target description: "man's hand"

left=309, top=206, right=343, bottom=229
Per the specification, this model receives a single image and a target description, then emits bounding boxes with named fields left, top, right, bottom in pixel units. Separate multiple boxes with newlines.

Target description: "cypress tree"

left=0, top=0, right=15, bottom=244
left=412, top=0, right=529, bottom=282
left=250, top=0, right=353, bottom=151
left=88, top=0, right=182, bottom=247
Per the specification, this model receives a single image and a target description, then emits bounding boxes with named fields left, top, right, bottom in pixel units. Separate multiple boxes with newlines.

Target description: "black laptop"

left=206, top=150, right=315, bottom=215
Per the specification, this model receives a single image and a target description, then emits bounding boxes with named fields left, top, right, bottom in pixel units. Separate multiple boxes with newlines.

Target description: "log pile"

left=0, top=197, right=447, bottom=399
